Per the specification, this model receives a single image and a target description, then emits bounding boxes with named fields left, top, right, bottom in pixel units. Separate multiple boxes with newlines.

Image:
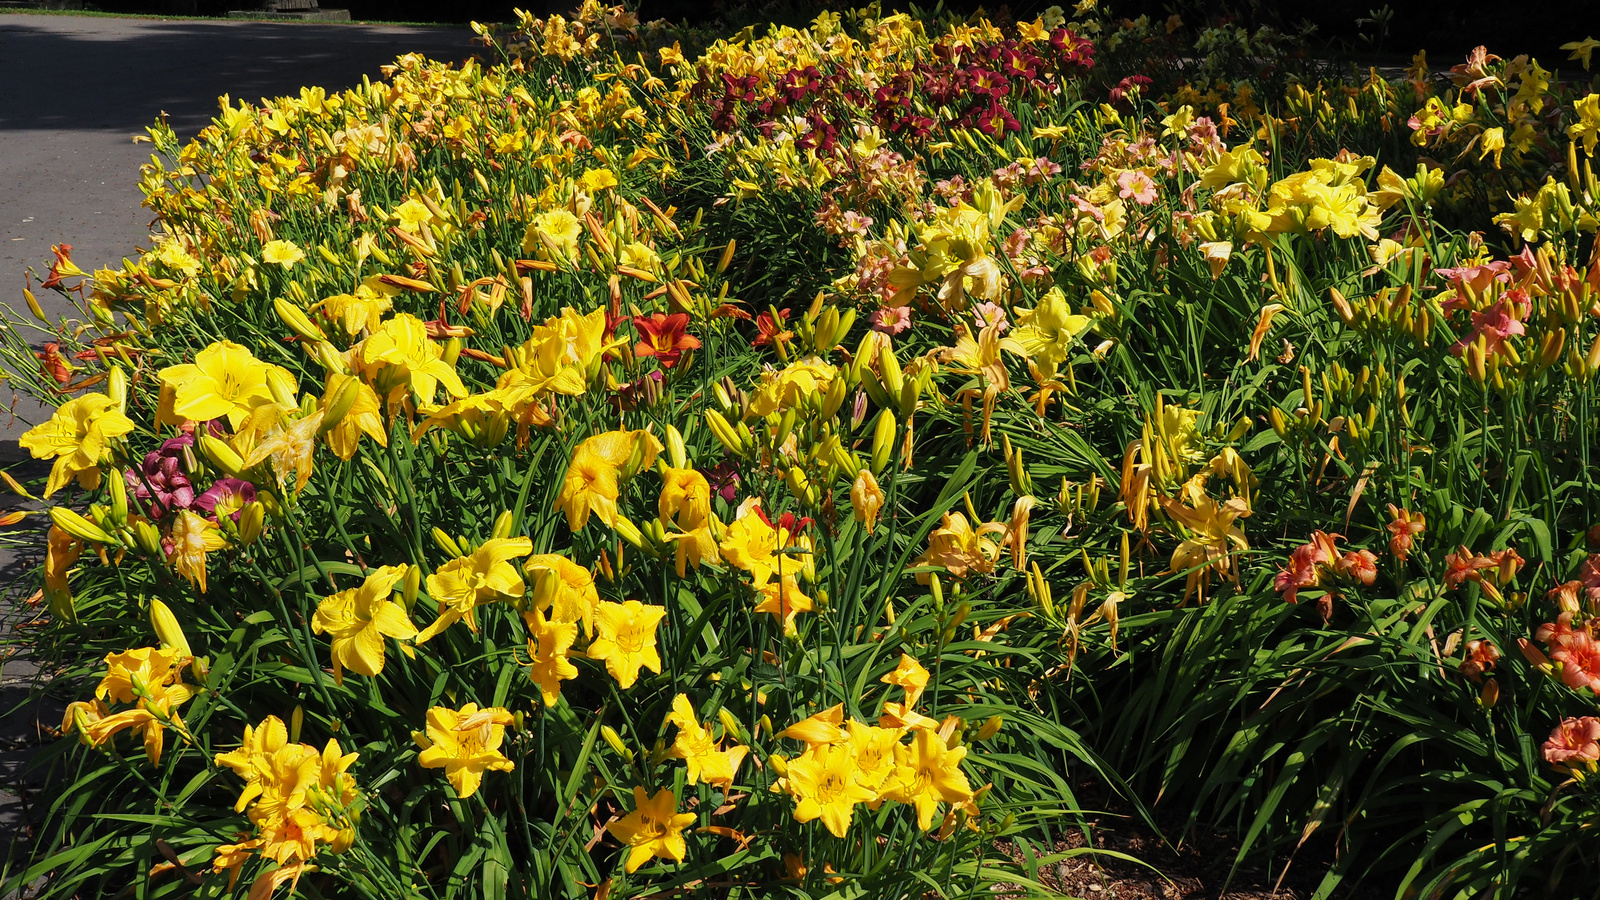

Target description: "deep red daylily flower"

left=633, top=312, right=701, bottom=368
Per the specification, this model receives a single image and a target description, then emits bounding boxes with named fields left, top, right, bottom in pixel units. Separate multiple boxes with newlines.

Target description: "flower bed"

left=6, top=3, right=1600, bottom=898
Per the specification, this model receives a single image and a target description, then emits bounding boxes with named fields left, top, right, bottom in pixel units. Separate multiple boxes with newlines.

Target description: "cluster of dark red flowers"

left=691, top=29, right=1094, bottom=146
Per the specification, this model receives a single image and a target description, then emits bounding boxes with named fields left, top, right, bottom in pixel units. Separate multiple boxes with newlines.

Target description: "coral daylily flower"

left=413, top=703, right=515, bottom=799
left=633, top=312, right=701, bottom=369
left=311, top=564, right=417, bottom=682
left=610, top=787, right=696, bottom=873
left=417, top=537, right=533, bottom=643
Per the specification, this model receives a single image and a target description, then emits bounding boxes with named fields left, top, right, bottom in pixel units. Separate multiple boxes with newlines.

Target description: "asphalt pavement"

left=0, top=9, right=476, bottom=870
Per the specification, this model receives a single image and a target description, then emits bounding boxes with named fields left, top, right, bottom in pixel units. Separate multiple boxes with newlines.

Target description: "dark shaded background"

left=117, top=0, right=1592, bottom=71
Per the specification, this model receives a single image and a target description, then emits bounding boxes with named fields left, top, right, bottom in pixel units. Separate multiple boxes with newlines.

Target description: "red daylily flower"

left=633, top=312, right=701, bottom=369
left=753, top=308, right=793, bottom=348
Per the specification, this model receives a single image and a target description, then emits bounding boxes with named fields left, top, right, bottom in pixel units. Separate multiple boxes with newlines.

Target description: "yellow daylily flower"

left=417, top=537, right=533, bottom=643
left=357, top=313, right=468, bottom=408
left=610, top=787, right=695, bottom=874
left=523, top=553, right=600, bottom=635
left=322, top=372, right=387, bottom=461
left=261, top=239, right=305, bottom=267
left=158, top=340, right=292, bottom=429
left=168, top=510, right=227, bottom=593
left=784, top=741, right=877, bottom=838
left=665, top=694, right=748, bottom=789
left=19, top=392, right=134, bottom=497
left=587, top=599, right=665, bottom=689
left=413, top=703, right=515, bottom=799
left=522, top=607, right=579, bottom=707
left=884, top=727, right=974, bottom=831
left=311, top=564, right=417, bottom=682
left=554, top=429, right=662, bottom=531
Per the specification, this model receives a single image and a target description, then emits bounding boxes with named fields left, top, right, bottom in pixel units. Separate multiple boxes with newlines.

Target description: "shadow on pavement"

left=0, top=15, right=481, bottom=136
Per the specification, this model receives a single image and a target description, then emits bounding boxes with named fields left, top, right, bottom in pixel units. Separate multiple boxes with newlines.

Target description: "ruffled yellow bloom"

left=846, top=720, right=905, bottom=798
left=244, top=410, right=324, bottom=493
left=312, top=564, right=417, bottom=682
left=523, top=607, right=579, bottom=706
left=19, top=393, right=134, bottom=497
left=75, top=646, right=197, bottom=765
left=610, top=787, right=695, bottom=874
left=881, top=653, right=929, bottom=707
left=523, top=553, right=600, bottom=635
left=214, top=714, right=291, bottom=812
left=261, top=239, right=305, bottom=267
left=412, top=390, right=516, bottom=448
left=168, top=510, right=227, bottom=593
left=784, top=741, right=877, bottom=838
left=747, top=357, right=837, bottom=417
left=158, top=340, right=292, bottom=429
left=884, top=728, right=974, bottom=831
left=554, top=429, right=662, bottom=530
left=911, top=511, right=1003, bottom=581
left=587, top=599, right=665, bottom=688
left=664, top=694, right=748, bottom=789
left=753, top=576, right=813, bottom=636
left=413, top=703, right=515, bottom=799
left=850, top=469, right=883, bottom=531
left=323, top=373, right=387, bottom=461
left=357, top=313, right=467, bottom=408
left=317, top=275, right=399, bottom=337
left=1159, top=474, right=1250, bottom=604
left=719, top=500, right=808, bottom=587
left=523, top=208, right=583, bottom=261
left=658, top=466, right=710, bottom=528
left=417, top=536, right=533, bottom=643
left=1002, top=287, right=1091, bottom=383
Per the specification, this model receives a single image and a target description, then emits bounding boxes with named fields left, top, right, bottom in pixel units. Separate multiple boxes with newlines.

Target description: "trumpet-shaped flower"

left=633, top=313, right=701, bottom=369
left=357, top=313, right=467, bottom=407
left=884, top=728, right=974, bottom=831
left=609, top=787, right=695, bottom=874
left=312, top=564, right=417, bottom=682
left=753, top=576, right=814, bottom=636
left=523, top=607, right=579, bottom=707
left=665, top=694, right=748, bottom=788
left=1159, top=475, right=1250, bottom=603
left=523, top=553, right=600, bottom=635
left=554, top=430, right=662, bottom=530
left=159, top=341, right=291, bottom=430
left=20, top=393, right=134, bottom=497
left=417, top=537, right=533, bottom=643
left=413, top=703, right=515, bottom=799
left=784, top=741, right=877, bottom=838
left=587, top=599, right=665, bottom=688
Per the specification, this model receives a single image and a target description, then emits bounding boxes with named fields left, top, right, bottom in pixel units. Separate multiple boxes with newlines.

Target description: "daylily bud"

left=107, top=469, right=128, bottom=525
left=975, top=715, right=1003, bottom=741
left=664, top=424, right=687, bottom=469
left=274, top=296, right=327, bottom=342
left=821, top=376, right=847, bottom=422
left=432, top=527, right=464, bottom=558
left=291, top=705, right=304, bottom=743
left=199, top=435, right=245, bottom=478
left=612, top=514, right=646, bottom=549
left=266, top=367, right=299, bottom=408
left=51, top=507, right=114, bottom=544
left=767, top=753, right=787, bottom=776
left=150, top=598, right=193, bottom=662
left=878, top=343, right=904, bottom=397
left=133, top=520, right=163, bottom=556
left=716, top=238, right=736, bottom=274
left=318, top=377, right=361, bottom=437
left=717, top=709, right=745, bottom=743
left=23, top=288, right=46, bottom=322
left=1478, top=678, right=1499, bottom=708
left=601, top=725, right=634, bottom=761
left=492, top=510, right=515, bottom=540
left=870, top=410, right=897, bottom=475
left=107, top=367, right=128, bottom=414
left=402, top=564, right=421, bottom=612
left=236, top=502, right=264, bottom=544
left=1328, top=287, right=1354, bottom=324
left=705, top=410, right=744, bottom=456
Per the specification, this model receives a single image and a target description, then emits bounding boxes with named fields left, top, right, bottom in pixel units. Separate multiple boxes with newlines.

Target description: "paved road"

left=0, top=11, right=478, bottom=430
left=0, top=10, right=476, bottom=872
